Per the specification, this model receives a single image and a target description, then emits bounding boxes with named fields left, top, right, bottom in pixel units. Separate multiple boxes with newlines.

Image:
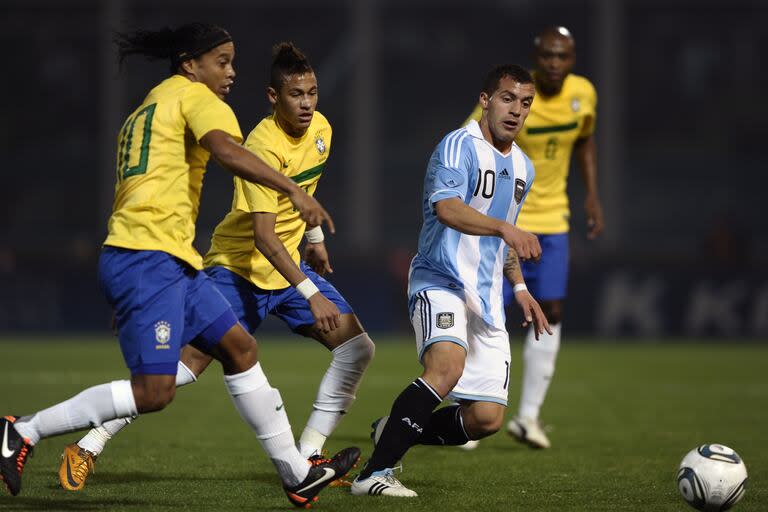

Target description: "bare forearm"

left=434, top=198, right=505, bottom=237
left=253, top=233, right=307, bottom=287
left=202, top=130, right=302, bottom=198
left=251, top=213, right=306, bottom=287
left=575, top=135, right=599, bottom=197
left=503, top=248, right=524, bottom=284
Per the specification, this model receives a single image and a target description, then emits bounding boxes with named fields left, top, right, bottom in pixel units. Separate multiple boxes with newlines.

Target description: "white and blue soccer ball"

left=677, top=444, right=748, bottom=511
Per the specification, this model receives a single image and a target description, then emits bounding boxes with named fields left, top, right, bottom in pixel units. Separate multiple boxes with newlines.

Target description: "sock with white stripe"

left=358, top=378, right=442, bottom=479
left=78, top=361, right=196, bottom=455
left=416, top=404, right=470, bottom=445
left=518, top=323, right=561, bottom=420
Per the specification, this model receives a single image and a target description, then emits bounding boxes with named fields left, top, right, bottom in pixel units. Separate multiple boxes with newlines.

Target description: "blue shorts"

left=99, top=247, right=239, bottom=375
left=503, top=233, right=569, bottom=305
left=204, top=262, right=354, bottom=332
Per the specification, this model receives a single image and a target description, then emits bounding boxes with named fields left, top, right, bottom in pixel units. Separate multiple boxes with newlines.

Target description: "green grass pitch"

left=0, top=336, right=765, bottom=511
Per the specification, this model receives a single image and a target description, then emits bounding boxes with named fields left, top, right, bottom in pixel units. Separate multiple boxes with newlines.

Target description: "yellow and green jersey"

left=104, top=75, right=243, bottom=269
left=466, top=73, right=596, bottom=233
left=204, top=112, right=332, bottom=290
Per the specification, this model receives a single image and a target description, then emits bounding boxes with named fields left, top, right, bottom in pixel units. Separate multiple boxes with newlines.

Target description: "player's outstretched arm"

left=575, top=134, right=604, bottom=239
left=251, top=212, right=340, bottom=332
left=434, top=197, right=541, bottom=261
left=503, top=248, right=552, bottom=339
left=201, top=130, right=336, bottom=233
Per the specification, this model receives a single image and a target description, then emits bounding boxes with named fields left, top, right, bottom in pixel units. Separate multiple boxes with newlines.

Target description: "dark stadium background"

left=1, top=0, right=766, bottom=338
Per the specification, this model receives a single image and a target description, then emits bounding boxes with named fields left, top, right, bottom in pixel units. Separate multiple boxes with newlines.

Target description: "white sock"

left=224, top=363, right=309, bottom=487
left=518, top=324, right=561, bottom=420
left=14, top=380, right=137, bottom=445
left=77, top=361, right=197, bottom=455
left=298, top=333, right=374, bottom=458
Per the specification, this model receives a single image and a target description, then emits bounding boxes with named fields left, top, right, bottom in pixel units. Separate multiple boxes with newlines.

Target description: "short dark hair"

left=481, top=64, right=533, bottom=96
left=115, top=23, right=232, bottom=73
left=270, top=42, right=314, bottom=90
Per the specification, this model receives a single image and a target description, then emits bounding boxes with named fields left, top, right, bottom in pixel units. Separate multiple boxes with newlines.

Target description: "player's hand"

left=501, top=224, right=541, bottom=261
left=585, top=193, right=604, bottom=240
left=515, top=289, right=552, bottom=340
left=307, top=293, right=341, bottom=332
left=303, top=242, right=333, bottom=276
left=289, top=190, right=336, bottom=235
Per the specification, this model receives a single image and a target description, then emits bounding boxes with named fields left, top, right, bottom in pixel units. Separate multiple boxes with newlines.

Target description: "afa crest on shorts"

left=154, top=321, right=171, bottom=349
left=436, top=312, right=454, bottom=329
left=315, top=134, right=326, bottom=155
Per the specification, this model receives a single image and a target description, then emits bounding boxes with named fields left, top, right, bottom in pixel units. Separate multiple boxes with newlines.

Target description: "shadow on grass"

left=0, top=496, right=181, bottom=511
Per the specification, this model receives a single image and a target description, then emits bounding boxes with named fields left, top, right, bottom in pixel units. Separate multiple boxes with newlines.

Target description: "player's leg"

left=189, top=268, right=360, bottom=507
left=417, top=311, right=510, bottom=447
left=352, top=290, right=467, bottom=497
left=510, top=233, right=568, bottom=449
left=59, top=349, right=212, bottom=491
left=282, top=262, right=374, bottom=458
left=3, top=248, right=183, bottom=496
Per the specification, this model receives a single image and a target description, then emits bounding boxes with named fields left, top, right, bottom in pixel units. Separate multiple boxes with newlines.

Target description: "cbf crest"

left=436, top=312, right=454, bottom=329
left=571, top=97, right=581, bottom=112
left=155, top=321, right=171, bottom=349
left=314, top=133, right=326, bottom=155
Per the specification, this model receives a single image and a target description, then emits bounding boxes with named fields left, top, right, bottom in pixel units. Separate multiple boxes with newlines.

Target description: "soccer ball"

left=677, top=444, right=748, bottom=511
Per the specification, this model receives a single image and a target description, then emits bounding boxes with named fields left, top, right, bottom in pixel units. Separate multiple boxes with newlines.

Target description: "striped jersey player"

left=351, top=64, right=551, bottom=498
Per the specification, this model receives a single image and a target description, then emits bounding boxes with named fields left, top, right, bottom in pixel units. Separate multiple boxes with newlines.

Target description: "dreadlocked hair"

left=115, top=23, right=232, bottom=73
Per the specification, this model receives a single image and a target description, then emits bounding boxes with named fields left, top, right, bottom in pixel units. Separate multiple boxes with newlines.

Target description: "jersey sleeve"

left=426, top=131, right=473, bottom=208
left=578, top=80, right=598, bottom=138
left=182, top=85, right=243, bottom=143
left=235, top=126, right=284, bottom=214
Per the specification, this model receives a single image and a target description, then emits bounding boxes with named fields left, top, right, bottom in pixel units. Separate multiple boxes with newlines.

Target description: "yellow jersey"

left=204, top=112, right=332, bottom=290
left=104, top=75, right=243, bottom=268
left=466, top=73, right=596, bottom=233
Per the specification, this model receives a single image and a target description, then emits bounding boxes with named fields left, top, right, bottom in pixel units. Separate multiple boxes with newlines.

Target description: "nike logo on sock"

left=296, top=467, right=335, bottom=493
left=2, top=423, right=15, bottom=458
left=276, top=403, right=284, bottom=411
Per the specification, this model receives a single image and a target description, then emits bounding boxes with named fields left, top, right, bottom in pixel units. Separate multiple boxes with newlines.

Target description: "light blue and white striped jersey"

left=408, top=120, right=535, bottom=329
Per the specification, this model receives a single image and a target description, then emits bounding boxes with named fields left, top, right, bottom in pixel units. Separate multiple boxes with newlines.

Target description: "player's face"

left=533, top=35, right=574, bottom=93
left=268, top=72, right=318, bottom=137
left=186, top=42, right=236, bottom=100
left=482, top=77, right=535, bottom=146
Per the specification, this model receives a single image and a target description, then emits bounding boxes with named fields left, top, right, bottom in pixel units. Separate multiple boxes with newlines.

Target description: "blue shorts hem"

left=132, top=362, right=178, bottom=375
left=197, top=309, right=239, bottom=348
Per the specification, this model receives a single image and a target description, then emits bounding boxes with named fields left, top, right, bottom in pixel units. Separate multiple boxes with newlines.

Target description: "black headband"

left=172, top=28, right=232, bottom=67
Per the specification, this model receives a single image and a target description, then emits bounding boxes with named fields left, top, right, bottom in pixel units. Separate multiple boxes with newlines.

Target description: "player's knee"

left=424, top=363, right=463, bottom=395
left=134, top=383, right=176, bottom=413
left=466, top=411, right=504, bottom=439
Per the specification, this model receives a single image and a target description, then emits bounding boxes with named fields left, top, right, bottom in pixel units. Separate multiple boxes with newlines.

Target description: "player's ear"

left=479, top=92, right=490, bottom=109
left=266, top=86, right=278, bottom=107
left=180, top=59, right=196, bottom=77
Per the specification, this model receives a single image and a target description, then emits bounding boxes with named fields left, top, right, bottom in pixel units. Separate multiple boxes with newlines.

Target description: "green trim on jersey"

left=526, top=121, right=578, bottom=135
left=291, top=163, right=325, bottom=184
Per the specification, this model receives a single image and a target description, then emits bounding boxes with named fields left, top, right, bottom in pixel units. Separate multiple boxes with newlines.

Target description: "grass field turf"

left=0, top=336, right=765, bottom=511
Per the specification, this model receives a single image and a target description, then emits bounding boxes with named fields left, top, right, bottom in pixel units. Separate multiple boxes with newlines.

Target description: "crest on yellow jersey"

left=571, top=98, right=581, bottom=112
left=315, top=134, right=326, bottom=155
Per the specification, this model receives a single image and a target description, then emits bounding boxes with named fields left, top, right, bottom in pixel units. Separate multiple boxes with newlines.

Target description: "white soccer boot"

left=457, top=439, right=480, bottom=450
left=351, top=468, right=418, bottom=497
left=506, top=416, right=551, bottom=449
